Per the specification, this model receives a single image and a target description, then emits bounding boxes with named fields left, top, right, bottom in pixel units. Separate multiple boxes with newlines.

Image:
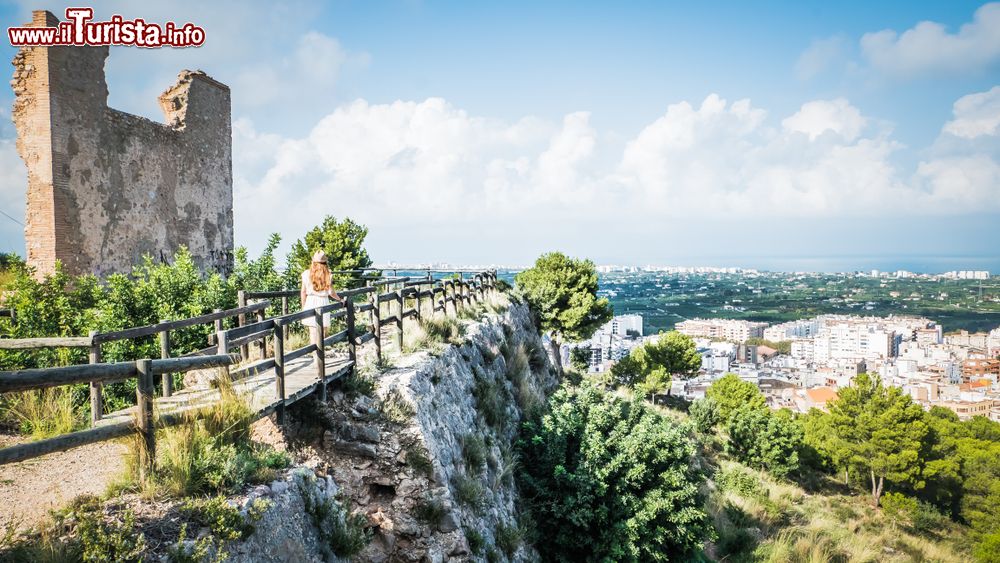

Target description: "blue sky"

left=1, top=1, right=999, bottom=271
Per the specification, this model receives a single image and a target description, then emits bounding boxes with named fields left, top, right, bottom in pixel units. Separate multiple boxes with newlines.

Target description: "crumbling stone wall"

left=11, top=10, right=233, bottom=278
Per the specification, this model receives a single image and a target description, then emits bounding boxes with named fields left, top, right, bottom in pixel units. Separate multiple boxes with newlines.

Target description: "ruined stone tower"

left=11, top=10, right=234, bottom=278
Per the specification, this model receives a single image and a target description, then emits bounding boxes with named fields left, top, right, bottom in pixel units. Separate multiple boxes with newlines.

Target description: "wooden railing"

left=0, top=270, right=499, bottom=473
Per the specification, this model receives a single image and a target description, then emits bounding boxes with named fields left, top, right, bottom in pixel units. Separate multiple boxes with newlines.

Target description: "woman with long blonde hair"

left=300, top=250, right=345, bottom=345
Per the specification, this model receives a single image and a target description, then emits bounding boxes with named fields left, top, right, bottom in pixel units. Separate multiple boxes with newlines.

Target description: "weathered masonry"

left=11, top=10, right=234, bottom=278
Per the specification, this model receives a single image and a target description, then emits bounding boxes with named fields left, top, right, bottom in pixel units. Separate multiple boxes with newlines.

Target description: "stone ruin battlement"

left=11, top=10, right=234, bottom=278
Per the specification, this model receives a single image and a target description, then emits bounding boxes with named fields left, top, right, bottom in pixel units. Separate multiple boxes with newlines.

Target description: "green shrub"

left=495, top=522, right=522, bottom=557
left=524, top=339, right=547, bottom=373
left=472, top=372, right=508, bottom=429
left=715, top=465, right=767, bottom=499
left=453, top=474, right=485, bottom=509
left=340, top=372, right=376, bottom=398
left=412, top=498, right=446, bottom=528
left=689, top=397, right=720, bottom=434
left=462, top=434, right=488, bottom=473
left=464, top=526, right=485, bottom=555
left=3, top=495, right=147, bottom=563
left=517, top=383, right=709, bottom=561
left=299, top=480, right=372, bottom=558
left=725, top=407, right=802, bottom=478
left=404, top=442, right=434, bottom=477
left=377, top=389, right=415, bottom=424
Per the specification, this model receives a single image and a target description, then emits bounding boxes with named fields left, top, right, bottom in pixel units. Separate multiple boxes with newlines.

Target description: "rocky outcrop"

left=233, top=297, right=556, bottom=562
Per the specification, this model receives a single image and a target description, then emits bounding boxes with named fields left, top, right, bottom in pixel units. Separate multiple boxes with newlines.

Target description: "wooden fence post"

left=217, top=330, right=230, bottom=382
left=255, top=306, right=267, bottom=359
left=274, top=322, right=286, bottom=425
left=135, top=358, right=155, bottom=482
left=396, top=287, right=404, bottom=353
left=237, top=291, right=249, bottom=361
left=88, top=331, right=102, bottom=426
left=371, top=289, right=382, bottom=363
left=159, top=321, right=172, bottom=397
left=211, top=308, right=223, bottom=346
left=281, top=296, right=289, bottom=340
left=314, top=309, right=327, bottom=402
left=345, top=299, right=357, bottom=364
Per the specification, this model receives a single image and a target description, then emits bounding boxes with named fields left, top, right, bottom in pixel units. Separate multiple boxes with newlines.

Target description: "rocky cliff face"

left=227, top=297, right=556, bottom=563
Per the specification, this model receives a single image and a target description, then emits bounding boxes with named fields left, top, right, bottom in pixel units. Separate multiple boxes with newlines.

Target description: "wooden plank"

left=356, top=332, right=375, bottom=346
left=94, top=302, right=270, bottom=344
left=227, top=328, right=271, bottom=351
left=0, top=362, right=137, bottom=394
left=323, top=329, right=349, bottom=347
left=0, top=336, right=93, bottom=349
left=402, top=308, right=419, bottom=319
left=284, top=343, right=317, bottom=363
left=355, top=303, right=374, bottom=313
left=150, top=354, right=233, bottom=376
left=225, top=318, right=276, bottom=341
left=382, top=315, right=400, bottom=326
left=0, top=421, right=134, bottom=465
left=230, top=357, right=277, bottom=380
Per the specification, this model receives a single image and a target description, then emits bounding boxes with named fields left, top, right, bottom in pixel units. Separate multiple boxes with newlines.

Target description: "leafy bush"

left=299, top=480, right=372, bottom=558
left=340, top=371, right=376, bottom=398
left=517, top=383, right=709, bottom=562
left=461, top=434, right=488, bottom=473
left=715, top=465, right=768, bottom=499
left=453, top=474, right=485, bottom=509
left=495, top=522, right=522, bottom=557
left=472, top=371, right=508, bottom=429
left=689, top=397, right=720, bottom=434
left=463, top=526, right=485, bottom=555
left=725, top=407, right=803, bottom=477
left=377, top=389, right=415, bottom=424
left=412, top=497, right=446, bottom=528
left=2, top=495, right=146, bottom=563
left=404, top=442, right=434, bottom=477
left=705, top=374, right=766, bottom=421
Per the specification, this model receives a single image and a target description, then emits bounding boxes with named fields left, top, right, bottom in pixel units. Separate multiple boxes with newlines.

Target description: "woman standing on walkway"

left=301, top=250, right=346, bottom=346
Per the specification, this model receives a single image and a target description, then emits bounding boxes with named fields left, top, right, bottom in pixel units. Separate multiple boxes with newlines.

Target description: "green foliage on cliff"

left=517, top=383, right=710, bottom=562
left=514, top=252, right=612, bottom=371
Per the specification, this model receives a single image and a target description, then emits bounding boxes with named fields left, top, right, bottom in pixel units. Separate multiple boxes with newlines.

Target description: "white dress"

left=301, top=270, right=332, bottom=328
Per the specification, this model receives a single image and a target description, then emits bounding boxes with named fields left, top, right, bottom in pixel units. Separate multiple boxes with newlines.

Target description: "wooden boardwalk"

left=99, top=350, right=355, bottom=428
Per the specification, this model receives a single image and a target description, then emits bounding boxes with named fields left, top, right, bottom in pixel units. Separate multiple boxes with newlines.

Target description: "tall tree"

left=704, top=373, right=766, bottom=422
left=726, top=407, right=803, bottom=477
left=827, top=372, right=928, bottom=507
left=515, top=252, right=612, bottom=374
left=284, top=216, right=373, bottom=289
left=610, top=331, right=701, bottom=400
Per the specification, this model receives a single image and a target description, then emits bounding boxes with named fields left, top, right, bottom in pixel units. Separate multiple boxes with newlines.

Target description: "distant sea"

left=693, top=256, right=1000, bottom=274
left=584, top=256, right=1000, bottom=275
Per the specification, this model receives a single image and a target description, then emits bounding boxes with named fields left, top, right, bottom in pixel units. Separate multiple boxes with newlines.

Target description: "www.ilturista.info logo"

left=8, top=8, right=205, bottom=48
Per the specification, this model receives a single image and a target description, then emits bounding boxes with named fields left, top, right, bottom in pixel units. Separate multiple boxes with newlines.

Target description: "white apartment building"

left=676, top=318, right=767, bottom=342
left=814, top=322, right=894, bottom=363
left=764, top=318, right=820, bottom=342
left=610, top=314, right=643, bottom=337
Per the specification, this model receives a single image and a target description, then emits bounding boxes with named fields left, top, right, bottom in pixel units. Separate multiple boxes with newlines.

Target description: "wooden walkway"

left=99, top=350, right=355, bottom=428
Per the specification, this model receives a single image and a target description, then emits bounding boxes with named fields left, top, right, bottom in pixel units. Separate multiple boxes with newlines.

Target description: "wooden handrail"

left=0, top=269, right=501, bottom=468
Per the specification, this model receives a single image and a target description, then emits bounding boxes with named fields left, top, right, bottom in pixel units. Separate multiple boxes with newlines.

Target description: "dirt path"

left=0, top=435, right=125, bottom=533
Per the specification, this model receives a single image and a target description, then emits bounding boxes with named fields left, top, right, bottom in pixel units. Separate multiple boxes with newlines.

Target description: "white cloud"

left=860, top=3, right=1000, bottom=76
left=228, top=91, right=1000, bottom=255
left=943, top=86, right=1000, bottom=138
left=781, top=98, right=867, bottom=141
left=796, top=36, right=848, bottom=80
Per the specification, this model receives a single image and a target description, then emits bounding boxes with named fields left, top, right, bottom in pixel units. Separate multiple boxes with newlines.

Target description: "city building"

left=676, top=318, right=767, bottom=342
